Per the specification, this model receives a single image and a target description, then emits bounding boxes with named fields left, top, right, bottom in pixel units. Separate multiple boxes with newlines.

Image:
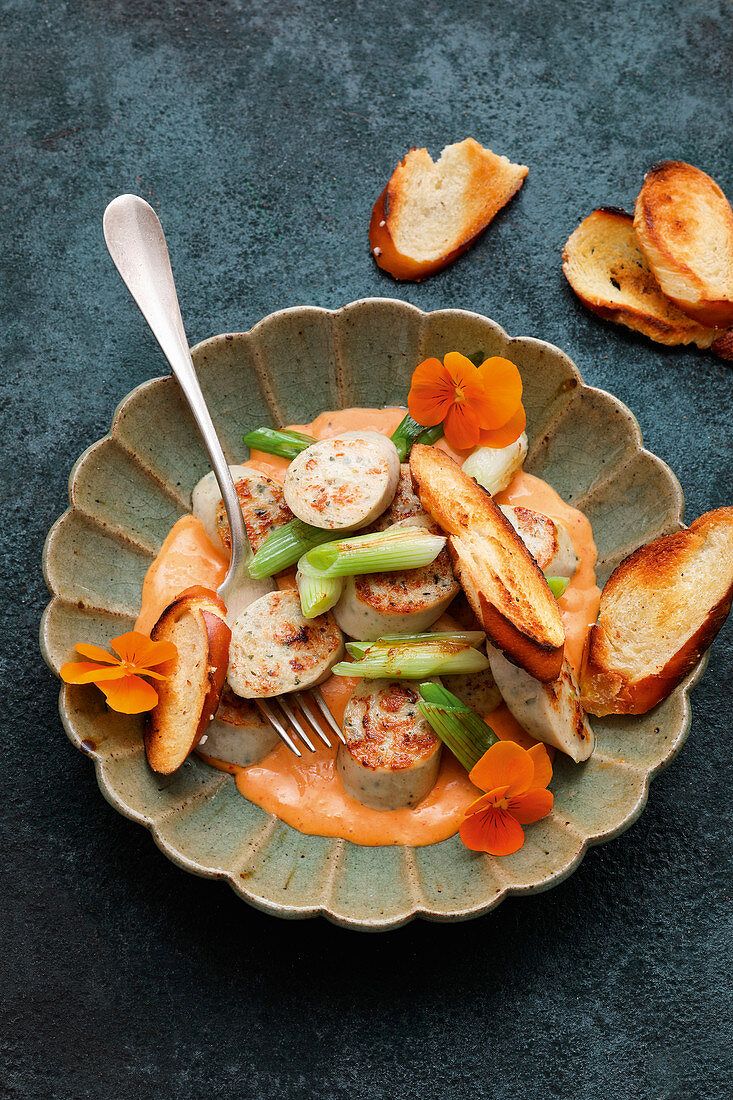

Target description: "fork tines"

left=256, top=688, right=346, bottom=756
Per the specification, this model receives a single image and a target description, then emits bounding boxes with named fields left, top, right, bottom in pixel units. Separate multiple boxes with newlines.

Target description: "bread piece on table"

left=581, top=509, right=733, bottom=716
left=634, top=161, right=733, bottom=328
left=409, top=444, right=565, bottom=681
left=369, top=138, right=528, bottom=281
left=562, top=207, right=732, bottom=357
left=145, top=586, right=231, bottom=774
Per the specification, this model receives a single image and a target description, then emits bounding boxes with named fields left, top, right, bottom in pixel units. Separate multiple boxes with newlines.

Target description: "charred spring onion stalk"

left=417, top=682, right=499, bottom=772
left=303, top=526, right=445, bottom=579
left=390, top=414, right=444, bottom=462
left=331, top=639, right=489, bottom=680
left=346, top=631, right=486, bottom=660
left=296, top=558, right=343, bottom=618
left=248, top=519, right=333, bottom=578
left=242, top=427, right=316, bottom=459
left=545, top=575, right=571, bottom=599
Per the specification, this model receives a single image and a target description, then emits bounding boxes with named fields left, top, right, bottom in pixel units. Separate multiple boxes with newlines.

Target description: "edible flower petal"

left=468, top=740, right=535, bottom=797
left=475, top=357, right=523, bottom=429
left=407, top=352, right=525, bottom=452
left=59, top=631, right=176, bottom=714
left=109, top=631, right=178, bottom=668
left=459, top=740, right=553, bottom=856
left=460, top=805, right=526, bottom=856
left=98, top=674, right=160, bottom=714
left=407, top=357, right=456, bottom=426
left=477, top=403, right=527, bottom=449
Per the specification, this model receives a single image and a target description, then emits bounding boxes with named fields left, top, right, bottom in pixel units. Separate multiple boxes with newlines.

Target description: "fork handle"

left=102, top=194, right=249, bottom=569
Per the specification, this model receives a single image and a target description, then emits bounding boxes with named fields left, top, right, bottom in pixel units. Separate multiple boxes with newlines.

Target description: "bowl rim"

left=40, top=297, right=703, bottom=929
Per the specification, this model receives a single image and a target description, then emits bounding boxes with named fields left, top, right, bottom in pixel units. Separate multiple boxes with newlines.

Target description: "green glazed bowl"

left=40, top=299, right=703, bottom=930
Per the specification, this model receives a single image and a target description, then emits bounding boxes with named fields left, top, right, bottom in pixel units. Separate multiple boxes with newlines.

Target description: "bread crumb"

left=373, top=246, right=382, bottom=256
left=379, top=220, right=386, bottom=227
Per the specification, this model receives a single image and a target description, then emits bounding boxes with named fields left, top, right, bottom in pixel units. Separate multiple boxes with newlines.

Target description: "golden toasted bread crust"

left=409, top=444, right=564, bottom=681
left=369, top=139, right=527, bottom=281
left=563, top=207, right=720, bottom=349
left=634, top=161, right=733, bottom=328
left=581, top=508, right=733, bottom=715
left=145, top=588, right=231, bottom=774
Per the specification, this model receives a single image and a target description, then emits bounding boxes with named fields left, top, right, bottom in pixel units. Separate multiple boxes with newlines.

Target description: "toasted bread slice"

left=580, top=509, right=733, bottom=716
left=145, top=586, right=231, bottom=774
left=369, top=138, right=528, bottom=281
left=562, top=207, right=727, bottom=351
left=634, top=161, right=733, bottom=328
left=409, top=445, right=564, bottom=681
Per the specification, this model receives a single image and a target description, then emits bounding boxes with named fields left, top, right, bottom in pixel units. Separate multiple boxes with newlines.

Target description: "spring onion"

left=545, top=575, right=571, bottom=600
left=302, top=526, right=445, bottom=579
left=331, top=640, right=489, bottom=680
left=296, top=561, right=343, bottom=618
left=346, top=631, right=486, bottom=660
left=242, top=427, right=316, bottom=459
left=390, top=414, right=445, bottom=462
left=417, top=682, right=498, bottom=772
left=461, top=432, right=528, bottom=495
left=248, top=519, right=333, bottom=578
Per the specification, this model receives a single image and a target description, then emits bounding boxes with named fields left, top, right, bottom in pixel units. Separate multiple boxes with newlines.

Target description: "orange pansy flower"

left=459, top=740, right=553, bottom=856
left=60, top=631, right=177, bottom=714
left=408, top=352, right=524, bottom=451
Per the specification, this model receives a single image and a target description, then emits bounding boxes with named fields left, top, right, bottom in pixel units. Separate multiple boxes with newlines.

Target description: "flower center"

left=493, top=796, right=509, bottom=810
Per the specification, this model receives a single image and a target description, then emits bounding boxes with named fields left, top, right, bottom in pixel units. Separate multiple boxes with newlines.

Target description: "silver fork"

left=103, top=194, right=345, bottom=758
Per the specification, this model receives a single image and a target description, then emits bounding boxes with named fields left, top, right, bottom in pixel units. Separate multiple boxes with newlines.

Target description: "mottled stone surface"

left=2, top=0, right=732, bottom=1096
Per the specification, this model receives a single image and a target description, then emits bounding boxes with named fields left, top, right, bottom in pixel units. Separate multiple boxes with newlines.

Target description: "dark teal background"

left=3, top=1, right=732, bottom=1096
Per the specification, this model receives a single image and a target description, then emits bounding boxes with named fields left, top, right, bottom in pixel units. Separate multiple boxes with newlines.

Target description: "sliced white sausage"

left=283, top=432, right=400, bottom=531
left=487, top=643, right=594, bottom=761
left=442, top=667, right=502, bottom=715
left=192, top=467, right=292, bottom=553
left=228, top=589, right=344, bottom=698
left=192, top=465, right=252, bottom=548
left=196, top=685, right=279, bottom=766
left=371, top=464, right=430, bottom=530
left=500, top=505, right=578, bottom=578
left=332, top=546, right=459, bottom=640
left=338, top=679, right=442, bottom=809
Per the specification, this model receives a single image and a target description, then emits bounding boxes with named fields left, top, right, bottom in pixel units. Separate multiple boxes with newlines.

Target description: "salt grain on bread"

left=580, top=508, right=733, bottom=716
left=409, top=444, right=565, bottom=681
left=634, top=161, right=733, bottom=328
left=145, top=586, right=232, bottom=774
left=369, top=138, right=528, bottom=281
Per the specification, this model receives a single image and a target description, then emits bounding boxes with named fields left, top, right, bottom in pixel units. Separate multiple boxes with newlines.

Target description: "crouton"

left=581, top=509, right=733, bottom=715
left=409, top=444, right=565, bottom=681
left=369, top=138, right=528, bottom=281
left=634, top=160, right=733, bottom=328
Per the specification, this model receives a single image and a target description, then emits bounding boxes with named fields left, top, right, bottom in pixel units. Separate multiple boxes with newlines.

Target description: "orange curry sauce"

left=135, top=408, right=600, bottom=846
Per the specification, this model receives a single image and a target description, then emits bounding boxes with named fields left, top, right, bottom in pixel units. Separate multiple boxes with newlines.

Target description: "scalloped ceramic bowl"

left=41, top=299, right=703, bottom=930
